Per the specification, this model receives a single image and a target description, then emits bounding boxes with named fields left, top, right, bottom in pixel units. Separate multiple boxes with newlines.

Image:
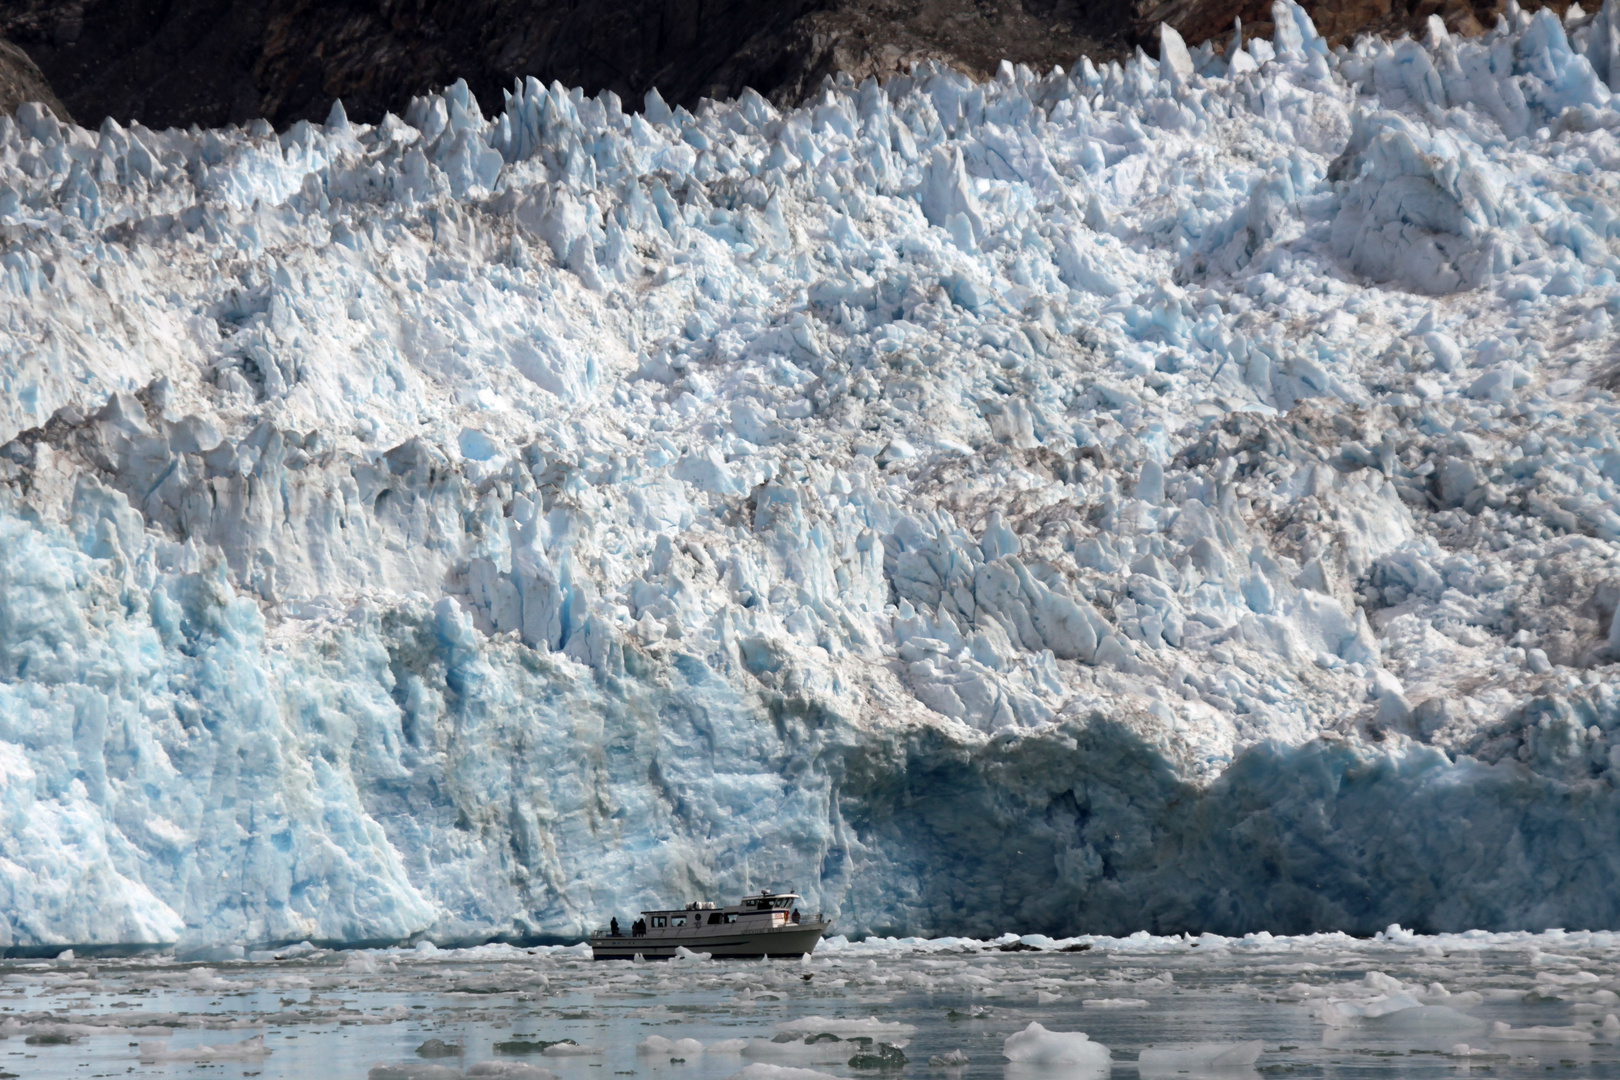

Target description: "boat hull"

left=589, top=921, right=829, bottom=960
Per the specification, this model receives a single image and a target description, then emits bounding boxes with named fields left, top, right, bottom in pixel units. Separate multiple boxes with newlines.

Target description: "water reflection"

left=1003, top=1062, right=1109, bottom=1080
left=1136, top=1039, right=1261, bottom=1076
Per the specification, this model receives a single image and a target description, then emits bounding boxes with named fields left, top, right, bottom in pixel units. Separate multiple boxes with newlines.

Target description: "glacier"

left=1, top=0, right=1620, bottom=951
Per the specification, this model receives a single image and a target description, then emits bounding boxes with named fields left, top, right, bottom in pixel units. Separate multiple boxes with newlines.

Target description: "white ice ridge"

left=1, top=0, right=1620, bottom=949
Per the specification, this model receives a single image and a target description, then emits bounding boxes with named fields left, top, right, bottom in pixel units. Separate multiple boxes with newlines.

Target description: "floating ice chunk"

left=175, top=943, right=245, bottom=962
left=1489, top=1021, right=1593, bottom=1041
left=542, top=1043, right=605, bottom=1056
left=639, top=1036, right=707, bottom=1057
left=467, top=1065, right=559, bottom=1080
left=185, top=968, right=235, bottom=990
left=742, top=1039, right=853, bottom=1064
left=708, top=1040, right=751, bottom=1055
left=929, top=1050, right=969, bottom=1067
left=344, top=950, right=381, bottom=972
left=1002, top=1022, right=1111, bottom=1068
left=1138, top=1041, right=1262, bottom=1074
left=1323, top=990, right=1406, bottom=1023
left=139, top=1035, right=271, bottom=1061
left=1372, top=1005, right=1486, bottom=1033
left=726, top=1066, right=843, bottom=1080
left=1081, top=997, right=1149, bottom=1008
left=1447, top=1044, right=1505, bottom=1059
left=775, top=1017, right=917, bottom=1038
left=371, top=1067, right=463, bottom=1080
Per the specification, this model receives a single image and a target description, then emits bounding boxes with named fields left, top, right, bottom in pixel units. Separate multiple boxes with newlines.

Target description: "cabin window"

left=708, top=912, right=724, bottom=925
left=652, top=916, right=667, bottom=928
left=671, top=916, right=685, bottom=927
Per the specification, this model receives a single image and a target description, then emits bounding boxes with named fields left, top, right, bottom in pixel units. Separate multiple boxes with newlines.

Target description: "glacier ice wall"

left=2, top=0, right=1620, bottom=948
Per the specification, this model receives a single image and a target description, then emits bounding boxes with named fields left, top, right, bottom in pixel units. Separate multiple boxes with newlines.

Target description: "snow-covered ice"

left=3, top=0, right=1620, bottom=947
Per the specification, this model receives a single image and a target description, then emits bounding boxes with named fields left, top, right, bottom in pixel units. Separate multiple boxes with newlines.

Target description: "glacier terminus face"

left=1, top=0, right=1619, bottom=950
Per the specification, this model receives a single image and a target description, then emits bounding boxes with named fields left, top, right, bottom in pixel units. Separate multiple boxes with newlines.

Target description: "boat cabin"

left=592, top=890, right=829, bottom=959
left=636, top=892, right=803, bottom=933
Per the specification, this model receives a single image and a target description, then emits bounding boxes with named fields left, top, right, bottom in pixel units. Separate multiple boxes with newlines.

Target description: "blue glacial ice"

left=2, top=0, right=1620, bottom=950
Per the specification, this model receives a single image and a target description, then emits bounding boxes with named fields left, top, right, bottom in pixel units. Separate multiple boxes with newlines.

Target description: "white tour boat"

left=590, top=891, right=831, bottom=960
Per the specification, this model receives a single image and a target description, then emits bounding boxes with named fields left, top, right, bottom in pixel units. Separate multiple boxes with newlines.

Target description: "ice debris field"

left=3, top=929, right=1620, bottom=1080
left=4, top=0, right=1620, bottom=949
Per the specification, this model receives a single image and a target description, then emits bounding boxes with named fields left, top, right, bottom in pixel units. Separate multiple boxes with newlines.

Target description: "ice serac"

left=2, top=3, right=1620, bottom=949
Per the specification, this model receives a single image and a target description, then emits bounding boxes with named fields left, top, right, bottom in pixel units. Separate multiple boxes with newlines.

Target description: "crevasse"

left=0, top=0, right=1618, bottom=950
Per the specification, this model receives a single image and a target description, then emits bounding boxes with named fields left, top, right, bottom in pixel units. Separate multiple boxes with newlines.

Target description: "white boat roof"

left=637, top=892, right=801, bottom=916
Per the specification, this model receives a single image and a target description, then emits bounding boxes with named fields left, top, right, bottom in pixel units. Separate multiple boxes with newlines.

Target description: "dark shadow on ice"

left=839, top=714, right=1620, bottom=937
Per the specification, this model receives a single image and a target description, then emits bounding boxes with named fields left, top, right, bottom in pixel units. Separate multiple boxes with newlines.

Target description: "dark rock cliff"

left=0, top=32, right=67, bottom=119
left=0, top=0, right=1575, bottom=149
left=0, top=0, right=1118, bottom=130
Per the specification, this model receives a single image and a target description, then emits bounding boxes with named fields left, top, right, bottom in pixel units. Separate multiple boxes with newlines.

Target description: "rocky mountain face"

left=0, top=32, right=66, bottom=119
left=0, top=0, right=1104, bottom=130
left=0, top=0, right=1574, bottom=131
